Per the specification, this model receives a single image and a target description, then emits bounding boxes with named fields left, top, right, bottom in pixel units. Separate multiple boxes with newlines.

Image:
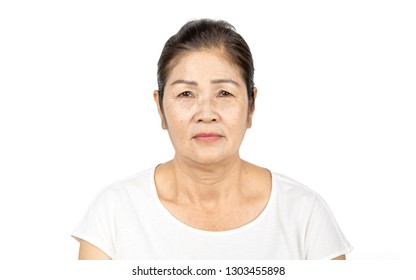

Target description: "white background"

left=1, top=0, right=414, bottom=278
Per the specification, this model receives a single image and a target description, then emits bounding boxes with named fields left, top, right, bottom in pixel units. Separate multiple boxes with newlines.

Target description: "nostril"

left=197, top=117, right=217, bottom=123
left=195, top=103, right=219, bottom=123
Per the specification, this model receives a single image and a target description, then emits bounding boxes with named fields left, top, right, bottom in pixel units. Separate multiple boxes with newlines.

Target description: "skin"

left=78, top=49, right=345, bottom=260
left=152, top=50, right=270, bottom=233
left=78, top=239, right=111, bottom=260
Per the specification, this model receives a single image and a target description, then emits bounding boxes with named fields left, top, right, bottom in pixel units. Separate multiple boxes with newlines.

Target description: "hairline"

left=164, top=47, right=245, bottom=90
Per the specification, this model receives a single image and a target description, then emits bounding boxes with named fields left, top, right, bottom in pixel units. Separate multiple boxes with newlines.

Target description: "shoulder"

left=92, top=167, right=155, bottom=206
left=73, top=166, right=158, bottom=260
left=272, top=172, right=319, bottom=198
left=270, top=172, right=330, bottom=212
left=269, top=171, right=352, bottom=259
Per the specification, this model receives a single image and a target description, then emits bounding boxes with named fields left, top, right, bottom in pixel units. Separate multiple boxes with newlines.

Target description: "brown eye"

left=178, top=91, right=193, bottom=97
left=219, top=90, right=232, bottom=97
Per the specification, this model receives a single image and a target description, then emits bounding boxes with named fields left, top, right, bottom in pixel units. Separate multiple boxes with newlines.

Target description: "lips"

left=193, top=133, right=223, bottom=143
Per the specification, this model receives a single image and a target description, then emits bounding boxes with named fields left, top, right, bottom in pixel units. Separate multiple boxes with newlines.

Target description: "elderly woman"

left=72, top=19, right=352, bottom=260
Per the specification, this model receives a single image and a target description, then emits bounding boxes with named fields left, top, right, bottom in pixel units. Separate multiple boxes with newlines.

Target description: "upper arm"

left=78, top=239, right=112, bottom=260
left=331, top=254, right=346, bottom=260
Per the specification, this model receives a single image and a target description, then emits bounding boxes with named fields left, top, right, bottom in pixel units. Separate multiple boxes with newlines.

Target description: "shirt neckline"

left=149, top=165, right=276, bottom=236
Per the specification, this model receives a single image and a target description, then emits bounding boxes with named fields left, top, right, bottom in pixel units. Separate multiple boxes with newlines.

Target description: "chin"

left=188, top=152, right=235, bottom=166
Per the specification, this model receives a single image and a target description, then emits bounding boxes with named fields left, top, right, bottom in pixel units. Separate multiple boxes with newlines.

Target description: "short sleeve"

left=303, top=193, right=353, bottom=260
left=72, top=187, right=118, bottom=259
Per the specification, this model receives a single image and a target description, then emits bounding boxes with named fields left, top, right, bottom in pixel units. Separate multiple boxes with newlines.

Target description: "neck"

left=168, top=155, right=246, bottom=206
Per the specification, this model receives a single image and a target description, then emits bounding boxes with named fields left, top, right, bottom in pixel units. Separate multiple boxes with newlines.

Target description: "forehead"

left=166, top=49, right=243, bottom=82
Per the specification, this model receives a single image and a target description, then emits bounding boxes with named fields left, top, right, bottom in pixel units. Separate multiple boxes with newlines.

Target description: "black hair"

left=157, top=18, right=255, bottom=112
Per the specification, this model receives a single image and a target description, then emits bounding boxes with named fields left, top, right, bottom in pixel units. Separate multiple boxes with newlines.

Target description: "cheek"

left=165, top=109, right=189, bottom=142
left=223, top=103, right=249, bottom=125
left=164, top=101, right=189, bottom=124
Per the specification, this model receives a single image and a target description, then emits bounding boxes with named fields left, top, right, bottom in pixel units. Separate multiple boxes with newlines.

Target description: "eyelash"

left=178, top=91, right=193, bottom=98
left=219, top=90, right=232, bottom=97
left=177, top=90, right=233, bottom=98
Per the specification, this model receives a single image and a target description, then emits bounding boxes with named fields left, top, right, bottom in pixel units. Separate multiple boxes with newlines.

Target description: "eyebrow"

left=211, top=79, right=240, bottom=87
left=170, top=79, right=198, bottom=86
left=170, top=79, right=240, bottom=86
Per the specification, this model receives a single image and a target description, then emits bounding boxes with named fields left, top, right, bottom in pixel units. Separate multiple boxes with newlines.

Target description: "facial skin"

left=154, top=49, right=257, bottom=167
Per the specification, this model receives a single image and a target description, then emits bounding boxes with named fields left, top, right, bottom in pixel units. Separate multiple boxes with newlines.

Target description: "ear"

left=247, top=87, right=257, bottom=128
left=153, top=90, right=167, bottom=129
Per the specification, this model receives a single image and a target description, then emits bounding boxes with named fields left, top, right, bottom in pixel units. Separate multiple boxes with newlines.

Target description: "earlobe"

left=161, top=116, right=167, bottom=130
left=153, top=90, right=167, bottom=130
left=247, top=87, right=257, bottom=128
left=252, top=87, right=258, bottom=101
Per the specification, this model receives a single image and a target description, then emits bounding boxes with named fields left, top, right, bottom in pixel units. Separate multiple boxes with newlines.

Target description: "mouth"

left=192, top=133, right=224, bottom=143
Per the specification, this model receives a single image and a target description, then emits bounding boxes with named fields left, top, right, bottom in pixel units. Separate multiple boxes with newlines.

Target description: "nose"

left=194, top=97, right=219, bottom=123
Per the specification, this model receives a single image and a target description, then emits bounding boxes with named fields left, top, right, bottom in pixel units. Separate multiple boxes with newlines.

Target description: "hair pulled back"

left=157, top=19, right=255, bottom=111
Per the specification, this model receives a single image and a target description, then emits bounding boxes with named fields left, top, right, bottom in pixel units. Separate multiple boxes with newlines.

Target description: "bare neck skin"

left=155, top=152, right=265, bottom=211
left=154, top=153, right=272, bottom=232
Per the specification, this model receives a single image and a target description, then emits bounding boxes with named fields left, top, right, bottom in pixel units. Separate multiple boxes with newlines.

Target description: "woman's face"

left=154, top=50, right=256, bottom=165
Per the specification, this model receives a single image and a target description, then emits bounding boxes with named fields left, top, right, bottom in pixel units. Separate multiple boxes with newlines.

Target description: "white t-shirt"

left=72, top=167, right=352, bottom=259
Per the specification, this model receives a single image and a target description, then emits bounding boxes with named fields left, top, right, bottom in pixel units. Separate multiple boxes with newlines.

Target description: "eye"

left=219, top=90, right=232, bottom=97
left=178, top=91, right=193, bottom=98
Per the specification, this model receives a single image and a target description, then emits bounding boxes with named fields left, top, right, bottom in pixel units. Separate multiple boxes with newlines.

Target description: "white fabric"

left=72, top=166, right=352, bottom=260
